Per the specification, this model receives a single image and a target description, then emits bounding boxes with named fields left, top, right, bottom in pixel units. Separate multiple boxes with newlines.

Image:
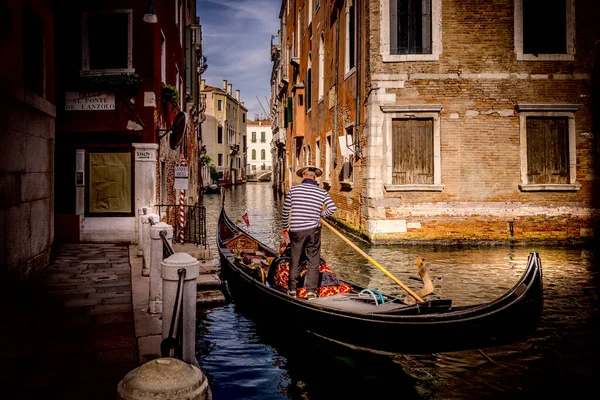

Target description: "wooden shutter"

left=526, top=117, right=568, bottom=184
left=392, top=119, right=434, bottom=184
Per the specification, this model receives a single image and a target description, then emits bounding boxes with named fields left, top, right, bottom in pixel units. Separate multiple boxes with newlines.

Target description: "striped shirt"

left=282, top=179, right=337, bottom=231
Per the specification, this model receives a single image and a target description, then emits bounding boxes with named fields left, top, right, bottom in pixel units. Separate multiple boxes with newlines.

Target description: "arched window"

left=261, top=149, right=266, bottom=160
left=252, top=149, right=256, bottom=160
left=318, top=33, right=325, bottom=100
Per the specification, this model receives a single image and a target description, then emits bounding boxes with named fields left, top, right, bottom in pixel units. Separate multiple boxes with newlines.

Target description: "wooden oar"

left=320, top=219, right=424, bottom=303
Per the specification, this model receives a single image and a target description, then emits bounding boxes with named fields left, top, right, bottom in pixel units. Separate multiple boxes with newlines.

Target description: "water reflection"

left=198, top=183, right=600, bottom=399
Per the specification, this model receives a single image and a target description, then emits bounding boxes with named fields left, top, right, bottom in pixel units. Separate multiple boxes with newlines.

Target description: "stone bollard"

left=142, top=213, right=160, bottom=277
left=162, top=253, right=199, bottom=366
left=149, top=222, right=173, bottom=314
left=117, top=357, right=210, bottom=400
left=137, top=207, right=146, bottom=256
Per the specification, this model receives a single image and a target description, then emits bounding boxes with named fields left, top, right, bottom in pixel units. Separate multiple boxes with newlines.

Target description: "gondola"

left=217, top=207, right=543, bottom=354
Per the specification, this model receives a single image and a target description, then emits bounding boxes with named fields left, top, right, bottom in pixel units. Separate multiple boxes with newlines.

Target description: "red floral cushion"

left=273, top=261, right=351, bottom=298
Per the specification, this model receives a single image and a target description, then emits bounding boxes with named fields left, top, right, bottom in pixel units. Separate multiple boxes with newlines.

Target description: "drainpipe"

left=333, top=4, right=340, bottom=169
left=355, top=0, right=361, bottom=158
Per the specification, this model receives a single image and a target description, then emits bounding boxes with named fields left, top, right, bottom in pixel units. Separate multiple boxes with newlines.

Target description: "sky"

left=197, top=0, right=281, bottom=121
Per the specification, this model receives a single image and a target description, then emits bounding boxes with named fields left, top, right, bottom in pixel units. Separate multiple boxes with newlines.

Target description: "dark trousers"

left=288, top=227, right=321, bottom=292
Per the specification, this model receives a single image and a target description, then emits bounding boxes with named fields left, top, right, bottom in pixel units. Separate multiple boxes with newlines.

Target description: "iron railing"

left=155, top=204, right=207, bottom=247
left=160, top=268, right=186, bottom=359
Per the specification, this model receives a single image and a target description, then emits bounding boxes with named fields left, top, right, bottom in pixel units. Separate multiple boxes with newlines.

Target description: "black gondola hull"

left=217, top=208, right=543, bottom=354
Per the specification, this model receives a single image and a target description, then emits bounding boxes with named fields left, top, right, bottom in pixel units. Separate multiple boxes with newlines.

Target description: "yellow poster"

left=89, top=153, right=131, bottom=213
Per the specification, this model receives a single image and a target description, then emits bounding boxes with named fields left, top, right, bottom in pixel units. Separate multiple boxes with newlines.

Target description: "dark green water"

left=196, top=183, right=600, bottom=399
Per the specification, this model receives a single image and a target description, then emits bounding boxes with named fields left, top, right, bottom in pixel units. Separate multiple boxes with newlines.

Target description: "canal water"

left=196, top=182, right=600, bottom=399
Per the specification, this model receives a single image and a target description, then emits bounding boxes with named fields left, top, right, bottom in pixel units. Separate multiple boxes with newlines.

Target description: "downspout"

left=355, top=0, right=361, bottom=158
left=333, top=4, right=340, bottom=169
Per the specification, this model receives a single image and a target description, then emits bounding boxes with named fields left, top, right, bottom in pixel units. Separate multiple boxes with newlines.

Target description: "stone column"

left=149, top=222, right=173, bottom=314
left=132, top=143, right=159, bottom=244
left=117, top=357, right=210, bottom=400
left=161, top=253, right=199, bottom=366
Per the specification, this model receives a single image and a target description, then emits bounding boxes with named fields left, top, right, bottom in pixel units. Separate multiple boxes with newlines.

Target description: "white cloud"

left=197, top=0, right=279, bottom=119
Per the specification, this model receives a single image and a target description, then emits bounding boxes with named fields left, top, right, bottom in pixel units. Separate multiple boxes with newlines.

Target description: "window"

left=341, top=127, right=355, bottom=183
left=88, top=152, right=132, bottom=215
left=82, top=9, right=133, bottom=73
left=325, top=134, right=332, bottom=181
left=306, top=53, right=312, bottom=111
left=218, top=99, right=223, bottom=111
left=345, top=1, right=356, bottom=73
left=251, top=132, right=257, bottom=143
left=218, top=126, right=223, bottom=144
left=315, top=139, right=321, bottom=169
left=160, top=31, right=166, bottom=83
left=517, top=103, right=581, bottom=191
left=218, top=153, right=224, bottom=167
left=260, top=132, right=266, bottom=143
left=319, top=34, right=325, bottom=100
left=381, top=0, right=441, bottom=62
left=514, top=0, right=575, bottom=61
left=242, top=113, right=246, bottom=123
left=261, top=149, right=266, bottom=160
left=381, top=104, right=443, bottom=191
left=252, top=149, right=256, bottom=160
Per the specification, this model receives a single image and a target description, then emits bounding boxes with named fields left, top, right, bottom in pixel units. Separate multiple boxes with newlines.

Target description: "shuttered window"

left=392, top=119, right=434, bottom=184
left=523, top=0, right=567, bottom=55
left=390, top=0, right=432, bottom=55
left=526, top=117, right=568, bottom=184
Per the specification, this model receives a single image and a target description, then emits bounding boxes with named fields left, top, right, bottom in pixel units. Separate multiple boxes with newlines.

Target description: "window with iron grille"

left=390, top=0, right=432, bottom=55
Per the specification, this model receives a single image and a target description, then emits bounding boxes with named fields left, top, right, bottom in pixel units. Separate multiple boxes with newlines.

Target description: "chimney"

left=227, top=84, right=232, bottom=96
left=223, top=79, right=227, bottom=90
left=236, top=90, right=240, bottom=102
left=200, top=79, right=205, bottom=91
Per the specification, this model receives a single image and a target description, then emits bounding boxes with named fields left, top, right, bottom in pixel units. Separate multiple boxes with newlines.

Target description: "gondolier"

left=282, top=166, right=337, bottom=299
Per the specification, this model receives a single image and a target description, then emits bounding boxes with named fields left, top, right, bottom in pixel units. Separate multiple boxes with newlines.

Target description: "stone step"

left=197, top=274, right=221, bottom=289
left=196, top=290, right=227, bottom=305
left=198, top=259, right=220, bottom=274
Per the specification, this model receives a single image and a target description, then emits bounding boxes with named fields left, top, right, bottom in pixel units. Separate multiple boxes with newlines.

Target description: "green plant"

left=161, top=84, right=180, bottom=107
left=210, top=165, right=220, bottom=183
left=77, top=73, right=143, bottom=97
left=200, top=155, right=212, bottom=166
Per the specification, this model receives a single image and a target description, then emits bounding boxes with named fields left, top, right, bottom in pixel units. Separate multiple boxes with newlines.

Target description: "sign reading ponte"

left=65, top=92, right=115, bottom=111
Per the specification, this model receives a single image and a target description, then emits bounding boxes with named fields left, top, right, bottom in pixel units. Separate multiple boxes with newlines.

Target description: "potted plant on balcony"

left=161, top=84, right=180, bottom=125
left=77, top=73, right=143, bottom=98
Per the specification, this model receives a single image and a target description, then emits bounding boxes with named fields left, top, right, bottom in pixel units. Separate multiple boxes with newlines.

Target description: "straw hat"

left=295, top=165, right=323, bottom=178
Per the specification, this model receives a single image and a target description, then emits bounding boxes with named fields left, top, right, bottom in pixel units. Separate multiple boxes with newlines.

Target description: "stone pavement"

left=0, top=243, right=161, bottom=399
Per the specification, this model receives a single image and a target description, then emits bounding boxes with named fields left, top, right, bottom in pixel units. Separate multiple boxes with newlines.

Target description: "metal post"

left=161, top=253, right=199, bottom=366
left=149, top=222, right=173, bottom=314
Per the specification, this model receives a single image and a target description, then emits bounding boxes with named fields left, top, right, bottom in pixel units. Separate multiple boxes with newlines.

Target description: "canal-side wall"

left=359, top=0, right=600, bottom=244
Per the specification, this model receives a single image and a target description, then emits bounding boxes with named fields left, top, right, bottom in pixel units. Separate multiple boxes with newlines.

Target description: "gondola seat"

left=270, top=258, right=352, bottom=298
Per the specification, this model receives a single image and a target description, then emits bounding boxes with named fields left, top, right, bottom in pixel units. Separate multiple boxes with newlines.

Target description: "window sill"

left=519, top=183, right=581, bottom=192
left=340, top=181, right=353, bottom=190
left=80, top=68, right=135, bottom=76
left=385, top=184, right=444, bottom=192
left=382, top=54, right=439, bottom=63
left=516, top=53, right=574, bottom=62
left=344, top=67, right=356, bottom=81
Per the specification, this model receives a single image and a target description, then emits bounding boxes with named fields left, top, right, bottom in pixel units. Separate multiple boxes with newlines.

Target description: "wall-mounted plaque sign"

left=65, top=92, right=115, bottom=111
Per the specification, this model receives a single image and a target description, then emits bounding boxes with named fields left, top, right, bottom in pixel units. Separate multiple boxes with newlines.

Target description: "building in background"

left=0, top=0, right=56, bottom=283
left=272, top=0, right=600, bottom=244
left=246, top=119, right=273, bottom=178
left=200, top=79, right=247, bottom=186
left=270, top=28, right=287, bottom=193
left=53, top=0, right=205, bottom=243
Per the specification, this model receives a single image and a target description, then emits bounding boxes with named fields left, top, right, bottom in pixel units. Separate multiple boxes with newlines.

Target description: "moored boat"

left=217, top=207, right=544, bottom=354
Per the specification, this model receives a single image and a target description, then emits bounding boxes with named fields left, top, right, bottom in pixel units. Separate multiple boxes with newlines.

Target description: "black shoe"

left=287, top=290, right=297, bottom=298
left=306, top=291, right=318, bottom=300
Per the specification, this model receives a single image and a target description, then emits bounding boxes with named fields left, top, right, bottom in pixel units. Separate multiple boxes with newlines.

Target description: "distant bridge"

left=247, top=170, right=272, bottom=182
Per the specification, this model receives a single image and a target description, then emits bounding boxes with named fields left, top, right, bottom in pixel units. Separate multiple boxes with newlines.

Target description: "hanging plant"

left=161, top=84, right=180, bottom=108
left=200, top=154, right=212, bottom=166
left=77, top=73, right=143, bottom=97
